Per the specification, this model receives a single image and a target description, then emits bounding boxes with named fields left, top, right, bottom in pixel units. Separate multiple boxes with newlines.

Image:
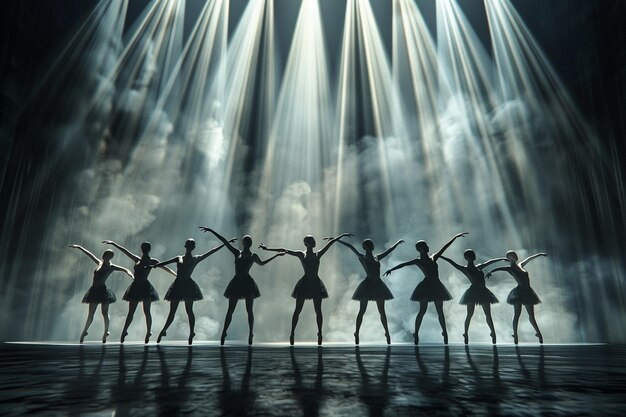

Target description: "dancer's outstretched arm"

left=377, top=240, right=405, bottom=260
left=433, top=232, right=468, bottom=261
left=485, top=267, right=510, bottom=279
left=520, top=253, right=547, bottom=268
left=112, top=264, right=134, bottom=279
left=253, top=252, right=286, bottom=265
left=319, top=233, right=353, bottom=258
left=439, top=255, right=465, bottom=273
left=102, top=240, right=139, bottom=262
left=150, top=259, right=177, bottom=277
left=150, top=256, right=179, bottom=269
left=384, top=259, right=418, bottom=276
left=259, top=244, right=303, bottom=258
left=199, top=227, right=239, bottom=257
left=336, top=239, right=363, bottom=257
left=69, top=244, right=100, bottom=264
left=477, top=258, right=508, bottom=270
left=197, top=240, right=236, bottom=263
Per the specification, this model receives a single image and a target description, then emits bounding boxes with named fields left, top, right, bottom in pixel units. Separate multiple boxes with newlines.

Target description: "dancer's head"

left=362, top=239, right=374, bottom=251
left=102, top=249, right=114, bottom=260
left=242, top=235, right=252, bottom=248
left=464, top=249, right=476, bottom=261
left=141, top=242, right=151, bottom=254
left=415, top=240, right=429, bottom=254
left=505, top=250, right=518, bottom=263
left=303, top=235, right=316, bottom=248
left=184, top=239, right=196, bottom=250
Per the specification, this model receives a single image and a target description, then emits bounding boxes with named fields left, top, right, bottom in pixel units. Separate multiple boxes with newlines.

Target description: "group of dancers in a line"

left=71, top=228, right=546, bottom=346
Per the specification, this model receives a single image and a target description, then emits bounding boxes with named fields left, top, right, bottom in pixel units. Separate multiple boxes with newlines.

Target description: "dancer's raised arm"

left=69, top=244, right=100, bottom=264
left=197, top=239, right=236, bottom=262
left=439, top=255, right=465, bottom=273
left=259, top=243, right=303, bottom=258
left=102, top=240, right=139, bottom=262
left=377, top=240, right=404, bottom=260
left=199, top=227, right=239, bottom=256
left=319, top=233, right=353, bottom=258
left=477, top=257, right=508, bottom=270
left=383, top=259, right=418, bottom=276
left=111, top=264, right=134, bottom=279
left=336, top=239, right=363, bottom=257
left=253, top=252, right=286, bottom=265
left=520, top=253, right=547, bottom=268
left=433, top=232, right=468, bottom=261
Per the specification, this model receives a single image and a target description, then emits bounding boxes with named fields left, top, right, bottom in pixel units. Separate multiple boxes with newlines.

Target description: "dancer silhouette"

left=102, top=240, right=176, bottom=344
left=384, top=233, right=467, bottom=344
left=336, top=238, right=404, bottom=345
left=439, top=250, right=506, bottom=344
left=487, top=251, right=546, bottom=344
left=150, top=238, right=233, bottom=345
left=70, top=244, right=133, bottom=343
left=260, top=233, right=351, bottom=345
left=199, top=227, right=284, bottom=345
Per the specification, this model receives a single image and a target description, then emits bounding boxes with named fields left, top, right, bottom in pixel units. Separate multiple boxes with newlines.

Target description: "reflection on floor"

left=1, top=343, right=625, bottom=416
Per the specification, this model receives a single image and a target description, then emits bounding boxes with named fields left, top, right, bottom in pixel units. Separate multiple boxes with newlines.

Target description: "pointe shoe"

left=248, top=333, right=253, bottom=346
left=188, top=332, right=196, bottom=345
left=536, top=333, right=543, bottom=344
left=462, top=333, right=468, bottom=345
left=157, top=331, right=166, bottom=344
left=102, top=331, right=110, bottom=344
left=289, top=333, right=295, bottom=346
left=317, top=333, right=323, bottom=346
left=442, top=332, right=449, bottom=345
left=354, top=332, right=360, bottom=345
left=413, top=333, right=419, bottom=345
left=512, top=333, right=518, bottom=345
left=145, top=332, right=152, bottom=344
left=490, top=333, right=496, bottom=345
left=120, top=331, right=128, bottom=344
left=80, top=331, right=88, bottom=344
left=385, top=332, right=391, bottom=345
left=220, top=332, right=227, bottom=346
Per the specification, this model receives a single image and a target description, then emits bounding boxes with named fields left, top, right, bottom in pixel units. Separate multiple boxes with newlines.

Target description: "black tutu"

left=82, top=285, right=116, bottom=304
left=352, top=277, right=394, bottom=301
left=164, top=277, right=203, bottom=302
left=459, top=285, right=498, bottom=305
left=223, top=275, right=261, bottom=299
left=291, top=276, right=329, bottom=300
left=410, top=278, right=452, bottom=302
left=507, top=285, right=541, bottom=305
left=123, top=280, right=159, bottom=302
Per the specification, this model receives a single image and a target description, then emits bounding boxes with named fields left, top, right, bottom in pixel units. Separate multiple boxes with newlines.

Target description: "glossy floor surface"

left=1, top=343, right=625, bottom=416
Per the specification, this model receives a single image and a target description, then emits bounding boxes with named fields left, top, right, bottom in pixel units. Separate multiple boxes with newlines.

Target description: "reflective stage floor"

left=1, top=342, right=625, bottom=416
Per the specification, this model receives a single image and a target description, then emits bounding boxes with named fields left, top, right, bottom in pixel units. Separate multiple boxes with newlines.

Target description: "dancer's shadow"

left=464, top=346, right=506, bottom=415
left=413, top=347, right=450, bottom=412
left=155, top=346, right=193, bottom=415
left=111, top=346, right=150, bottom=417
left=355, top=347, right=391, bottom=417
left=290, top=347, right=325, bottom=417
left=218, top=347, right=257, bottom=415
left=62, top=346, right=106, bottom=415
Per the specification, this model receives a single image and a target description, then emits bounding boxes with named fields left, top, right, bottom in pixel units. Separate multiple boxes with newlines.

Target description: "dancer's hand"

left=340, top=233, right=353, bottom=239
left=199, top=226, right=212, bottom=233
left=383, top=269, right=392, bottom=276
left=259, top=243, right=268, bottom=250
left=486, top=273, right=492, bottom=279
left=277, top=251, right=286, bottom=256
left=69, top=244, right=79, bottom=249
left=455, top=232, right=469, bottom=239
left=397, top=239, right=405, bottom=245
left=102, top=240, right=114, bottom=245
left=228, top=238, right=237, bottom=243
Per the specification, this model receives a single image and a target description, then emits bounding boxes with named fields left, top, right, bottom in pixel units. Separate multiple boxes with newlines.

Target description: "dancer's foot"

left=536, top=333, right=543, bottom=344
left=442, top=332, right=448, bottom=345
left=512, top=333, right=518, bottom=345
left=80, top=331, right=88, bottom=344
left=317, top=333, right=323, bottom=346
left=157, top=331, right=166, bottom=344
left=145, top=332, right=152, bottom=344
left=354, top=332, right=359, bottom=345
left=385, top=332, right=391, bottom=345
left=102, top=331, right=110, bottom=344
left=490, top=332, right=496, bottom=345
left=289, top=333, right=295, bottom=346
left=413, top=333, right=419, bottom=345
left=120, top=331, right=128, bottom=344
left=248, top=333, right=253, bottom=346
left=188, top=332, right=195, bottom=345
left=462, top=333, right=468, bottom=345
left=220, top=332, right=226, bottom=346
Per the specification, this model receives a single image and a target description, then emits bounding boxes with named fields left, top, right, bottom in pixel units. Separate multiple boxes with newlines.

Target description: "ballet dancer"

left=336, top=237, right=404, bottom=345
left=260, top=233, right=352, bottom=345
left=384, top=232, right=468, bottom=344
left=487, top=251, right=546, bottom=344
left=439, top=250, right=507, bottom=344
left=199, top=227, right=285, bottom=345
left=102, top=240, right=176, bottom=344
left=70, top=244, right=133, bottom=343
left=150, top=237, right=234, bottom=345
